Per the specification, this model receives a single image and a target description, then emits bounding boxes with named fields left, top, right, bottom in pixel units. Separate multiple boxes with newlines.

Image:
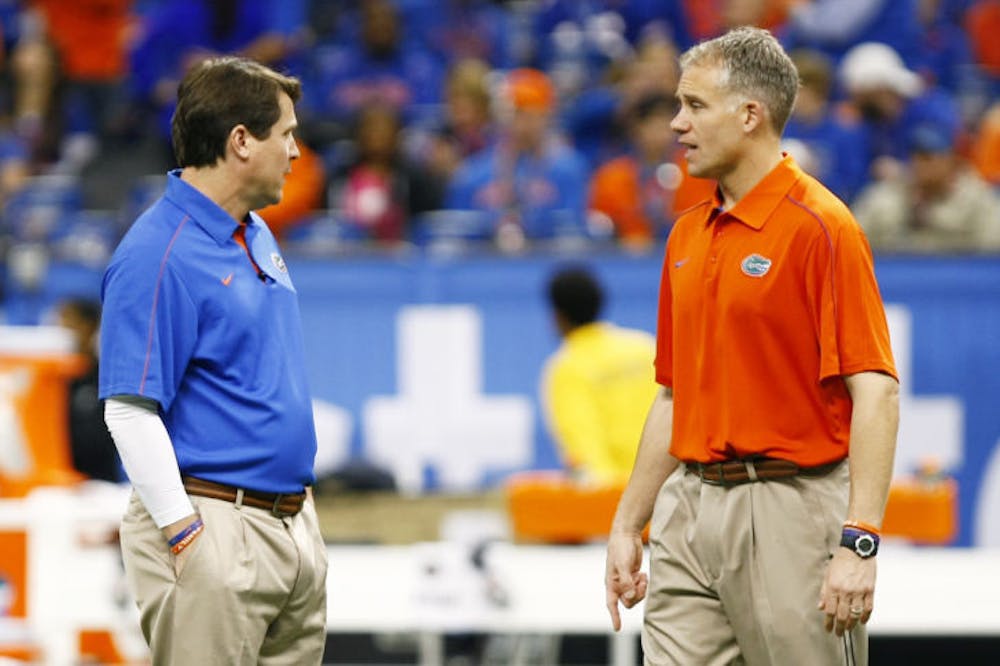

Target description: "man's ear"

left=742, top=100, right=765, bottom=134
left=230, top=125, right=251, bottom=160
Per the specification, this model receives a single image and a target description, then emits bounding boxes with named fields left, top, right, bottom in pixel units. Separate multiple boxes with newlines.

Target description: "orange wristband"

left=843, top=520, right=881, bottom=536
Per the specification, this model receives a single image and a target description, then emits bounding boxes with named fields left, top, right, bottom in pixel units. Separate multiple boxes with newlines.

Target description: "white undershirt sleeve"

left=104, top=395, right=195, bottom=528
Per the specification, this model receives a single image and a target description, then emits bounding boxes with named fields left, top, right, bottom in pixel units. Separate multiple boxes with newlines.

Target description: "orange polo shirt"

left=655, top=156, right=897, bottom=466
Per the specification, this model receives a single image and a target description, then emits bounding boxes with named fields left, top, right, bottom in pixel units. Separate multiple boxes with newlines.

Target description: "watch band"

left=841, top=526, right=880, bottom=558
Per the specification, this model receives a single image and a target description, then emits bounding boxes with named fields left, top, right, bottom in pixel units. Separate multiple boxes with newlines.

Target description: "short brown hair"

left=171, top=57, right=302, bottom=168
left=680, top=27, right=799, bottom=134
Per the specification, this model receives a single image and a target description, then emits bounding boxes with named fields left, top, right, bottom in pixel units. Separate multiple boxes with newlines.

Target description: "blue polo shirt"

left=99, top=171, right=317, bottom=493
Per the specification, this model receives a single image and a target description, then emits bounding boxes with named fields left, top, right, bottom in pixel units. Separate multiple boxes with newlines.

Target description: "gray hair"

left=679, top=26, right=799, bottom=134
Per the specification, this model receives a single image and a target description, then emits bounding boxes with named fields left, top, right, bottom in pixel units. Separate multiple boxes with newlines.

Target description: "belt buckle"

left=698, top=462, right=725, bottom=486
left=271, top=493, right=290, bottom=518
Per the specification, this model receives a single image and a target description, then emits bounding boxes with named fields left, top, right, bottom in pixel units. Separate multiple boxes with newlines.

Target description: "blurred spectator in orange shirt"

left=589, top=93, right=715, bottom=250
left=966, top=0, right=1000, bottom=80
left=684, top=0, right=792, bottom=42
left=257, top=139, right=325, bottom=244
left=31, top=0, right=133, bottom=169
left=972, top=102, right=1000, bottom=184
left=34, top=0, right=130, bottom=83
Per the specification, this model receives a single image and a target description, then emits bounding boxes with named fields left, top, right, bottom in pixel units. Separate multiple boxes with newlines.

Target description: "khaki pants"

left=643, top=461, right=867, bottom=666
left=119, top=491, right=328, bottom=665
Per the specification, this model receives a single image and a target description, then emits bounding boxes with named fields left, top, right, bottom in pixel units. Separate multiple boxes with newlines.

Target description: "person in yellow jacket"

left=540, top=267, right=659, bottom=485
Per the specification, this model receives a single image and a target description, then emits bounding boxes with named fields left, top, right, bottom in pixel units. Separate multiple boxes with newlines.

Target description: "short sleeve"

left=99, top=254, right=198, bottom=411
left=654, top=244, right=674, bottom=387
left=813, top=221, right=897, bottom=382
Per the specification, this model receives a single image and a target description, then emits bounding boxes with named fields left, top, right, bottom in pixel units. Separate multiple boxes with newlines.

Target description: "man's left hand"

left=818, top=547, right=876, bottom=636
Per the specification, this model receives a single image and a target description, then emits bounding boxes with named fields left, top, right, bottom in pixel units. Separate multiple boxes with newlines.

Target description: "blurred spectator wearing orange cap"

left=853, top=122, right=1000, bottom=252
left=445, top=68, right=590, bottom=250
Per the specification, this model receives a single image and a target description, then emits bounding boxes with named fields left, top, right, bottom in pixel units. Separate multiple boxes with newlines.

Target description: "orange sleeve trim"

left=140, top=216, right=189, bottom=395
left=786, top=194, right=839, bottom=326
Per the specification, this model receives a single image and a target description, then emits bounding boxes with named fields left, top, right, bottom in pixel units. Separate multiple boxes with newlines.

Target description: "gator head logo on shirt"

left=741, top=254, right=772, bottom=277
left=271, top=252, right=287, bottom=273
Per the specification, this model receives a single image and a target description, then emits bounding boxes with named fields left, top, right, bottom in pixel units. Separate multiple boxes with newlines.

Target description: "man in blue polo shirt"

left=99, top=57, right=327, bottom=665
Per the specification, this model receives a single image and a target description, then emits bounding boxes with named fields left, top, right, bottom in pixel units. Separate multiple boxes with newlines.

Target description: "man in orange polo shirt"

left=604, top=27, right=899, bottom=665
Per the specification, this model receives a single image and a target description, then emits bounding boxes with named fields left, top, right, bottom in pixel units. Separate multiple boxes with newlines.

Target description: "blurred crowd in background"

left=0, top=0, right=998, bottom=301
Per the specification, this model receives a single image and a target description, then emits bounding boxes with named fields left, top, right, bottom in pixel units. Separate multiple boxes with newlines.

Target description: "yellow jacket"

left=541, top=322, right=658, bottom=484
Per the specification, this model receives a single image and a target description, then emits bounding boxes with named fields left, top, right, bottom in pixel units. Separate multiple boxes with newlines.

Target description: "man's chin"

left=257, top=192, right=283, bottom=211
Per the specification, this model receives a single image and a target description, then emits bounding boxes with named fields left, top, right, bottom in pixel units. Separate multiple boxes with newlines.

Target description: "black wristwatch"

left=841, top=527, right=879, bottom=558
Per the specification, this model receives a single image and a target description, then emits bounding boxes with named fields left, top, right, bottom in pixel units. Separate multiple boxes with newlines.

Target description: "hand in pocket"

left=172, top=529, right=204, bottom=577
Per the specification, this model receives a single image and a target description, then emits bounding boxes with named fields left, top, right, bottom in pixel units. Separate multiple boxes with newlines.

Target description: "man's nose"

left=670, top=112, right=687, bottom=134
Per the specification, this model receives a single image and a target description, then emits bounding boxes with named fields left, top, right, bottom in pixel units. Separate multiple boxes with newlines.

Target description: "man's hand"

left=605, top=531, right=648, bottom=631
left=162, top=513, right=203, bottom=577
left=161, top=513, right=200, bottom=541
left=818, top=547, right=876, bottom=636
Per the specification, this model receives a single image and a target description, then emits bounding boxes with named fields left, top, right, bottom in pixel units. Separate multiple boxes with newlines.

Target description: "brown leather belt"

left=182, top=475, right=306, bottom=517
left=686, top=458, right=842, bottom=486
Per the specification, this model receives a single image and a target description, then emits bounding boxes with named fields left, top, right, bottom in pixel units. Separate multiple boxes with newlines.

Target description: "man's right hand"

left=605, top=531, right=648, bottom=631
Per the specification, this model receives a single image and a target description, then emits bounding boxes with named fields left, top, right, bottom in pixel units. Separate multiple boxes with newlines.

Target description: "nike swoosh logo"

left=674, top=258, right=689, bottom=268
left=221, top=273, right=233, bottom=286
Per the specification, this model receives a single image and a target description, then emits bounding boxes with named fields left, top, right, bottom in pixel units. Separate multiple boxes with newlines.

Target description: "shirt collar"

left=708, top=154, right=803, bottom=230
left=163, top=169, right=253, bottom=245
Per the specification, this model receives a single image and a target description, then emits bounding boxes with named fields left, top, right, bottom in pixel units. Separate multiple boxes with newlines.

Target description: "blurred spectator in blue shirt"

left=564, top=29, right=681, bottom=169
left=129, top=0, right=295, bottom=141
left=913, top=0, right=993, bottom=127
left=914, top=0, right=976, bottom=92
left=783, top=0, right=922, bottom=67
left=783, top=49, right=868, bottom=203
left=0, top=127, right=29, bottom=204
left=401, top=0, right=520, bottom=68
left=535, top=0, right=692, bottom=59
left=838, top=41, right=961, bottom=183
left=533, top=0, right=690, bottom=104
left=413, top=58, right=495, bottom=191
left=446, top=68, right=589, bottom=250
left=303, top=0, right=443, bottom=127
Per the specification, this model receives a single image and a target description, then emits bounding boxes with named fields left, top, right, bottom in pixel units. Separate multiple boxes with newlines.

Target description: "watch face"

left=855, top=534, right=877, bottom=557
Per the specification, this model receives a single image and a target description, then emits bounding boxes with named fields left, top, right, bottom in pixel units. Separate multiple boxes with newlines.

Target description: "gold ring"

left=849, top=607, right=863, bottom=616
